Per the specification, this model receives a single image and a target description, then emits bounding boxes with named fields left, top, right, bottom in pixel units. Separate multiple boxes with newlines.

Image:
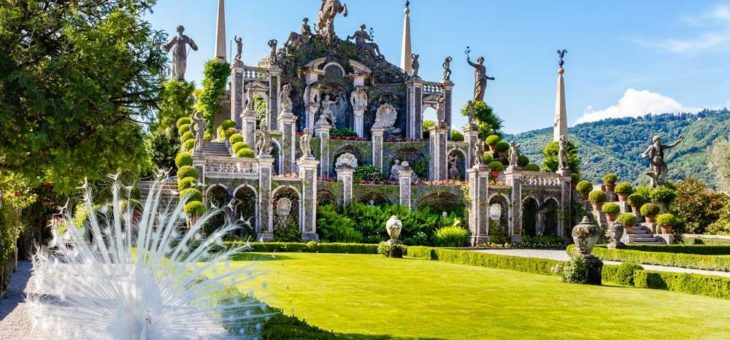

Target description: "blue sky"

left=147, top=0, right=730, bottom=133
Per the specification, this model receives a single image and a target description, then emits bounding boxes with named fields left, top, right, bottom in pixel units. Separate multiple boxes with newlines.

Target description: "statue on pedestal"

left=389, top=159, right=402, bottom=181
left=304, top=83, right=321, bottom=115
left=373, top=102, right=399, bottom=135
left=317, top=0, right=348, bottom=43
left=466, top=49, right=495, bottom=102
left=346, top=24, right=382, bottom=58
left=558, top=135, right=569, bottom=172
left=285, top=18, right=313, bottom=51
left=410, top=53, right=420, bottom=77
left=448, top=154, right=461, bottom=180
left=473, top=142, right=483, bottom=166
left=280, top=84, right=293, bottom=113
left=350, top=86, right=368, bottom=115
left=320, top=94, right=338, bottom=125
left=508, top=142, right=520, bottom=168
left=234, top=36, right=243, bottom=62
left=163, top=25, right=198, bottom=81
left=641, top=135, right=684, bottom=187
left=255, top=124, right=273, bottom=157
left=442, top=56, right=453, bottom=82
left=267, top=39, right=278, bottom=64
left=191, top=111, right=206, bottom=153
left=300, top=129, right=313, bottom=158
left=436, top=93, right=446, bottom=125
left=244, top=88, right=255, bottom=111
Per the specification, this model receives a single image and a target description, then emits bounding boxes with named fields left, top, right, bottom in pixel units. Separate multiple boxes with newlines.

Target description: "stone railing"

left=243, top=66, right=269, bottom=82
left=521, top=172, right=562, bottom=187
left=204, top=156, right=258, bottom=178
left=422, top=81, right=442, bottom=95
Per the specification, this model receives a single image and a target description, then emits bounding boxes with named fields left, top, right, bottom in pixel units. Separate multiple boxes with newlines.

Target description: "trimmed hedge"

left=407, top=247, right=561, bottom=276
left=179, top=188, right=202, bottom=202
left=485, top=135, right=501, bottom=146
left=524, top=164, right=540, bottom=172
left=225, top=241, right=379, bottom=254
left=178, top=177, right=197, bottom=190
left=236, top=148, right=255, bottom=158
left=623, top=244, right=730, bottom=255
left=635, top=270, right=730, bottom=300
left=488, top=160, right=504, bottom=171
left=571, top=245, right=730, bottom=272
left=589, top=190, right=607, bottom=203
left=617, top=213, right=638, bottom=226
left=640, top=203, right=660, bottom=216
left=229, top=134, right=244, bottom=144
left=177, top=165, right=198, bottom=179
left=495, top=141, right=510, bottom=153
left=614, top=182, right=633, bottom=195
left=175, top=152, right=193, bottom=167
left=576, top=180, right=593, bottom=195
left=602, top=263, right=643, bottom=286
left=603, top=173, right=618, bottom=184
left=602, top=202, right=621, bottom=214
left=627, top=193, right=646, bottom=207
left=176, top=117, right=192, bottom=128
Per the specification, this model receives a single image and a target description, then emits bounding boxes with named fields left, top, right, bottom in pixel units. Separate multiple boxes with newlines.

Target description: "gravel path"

left=476, top=248, right=730, bottom=278
left=0, top=261, right=33, bottom=339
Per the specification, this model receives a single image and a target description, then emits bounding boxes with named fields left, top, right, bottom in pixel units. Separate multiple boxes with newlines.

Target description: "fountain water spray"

left=28, top=174, right=269, bottom=339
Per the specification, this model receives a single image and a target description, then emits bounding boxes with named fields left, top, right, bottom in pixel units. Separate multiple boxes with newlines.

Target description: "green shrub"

left=220, top=119, right=236, bottom=130
left=488, top=161, right=504, bottom=171
left=261, top=312, right=336, bottom=340
left=524, top=164, right=540, bottom=172
left=627, top=193, right=646, bottom=207
left=433, top=226, right=470, bottom=247
left=175, top=152, right=193, bottom=167
left=377, top=241, right=406, bottom=257
left=624, top=244, right=730, bottom=255
left=634, top=185, right=652, bottom=202
left=602, top=202, right=621, bottom=214
left=225, top=241, right=380, bottom=254
left=559, top=256, right=588, bottom=283
left=182, top=139, right=195, bottom=152
left=329, top=127, right=358, bottom=138
left=183, top=201, right=206, bottom=217
left=178, top=177, right=197, bottom=190
left=614, top=182, right=633, bottom=195
left=177, top=123, right=191, bottom=136
left=617, top=213, right=638, bottom=226
left=485, top=135, right=501, bottom=146
left=451, top=130, right=464, bottom=142
left=232, top=142, right=248, bottom=154
left=640, top=203, right=660, bottom=216
left=489, top=219, right=510, bottom=245
left=236, top=148, right=255, bottom=158
left=576, top=180, right=593, bottom=195
left=588, top=190, right=607, bottom=203
left=657, top=213, right=677, bottom=227
left=177, top=165, right=198, bottom=179
left=176, top=117, right=192, bottom=128
left=634, top=270, right=730, bottom=299
left=495, top=141, right=510, bottom=153
left=229, top=134, right=244, bottom=144
left=603, top=173, right=618, bottom=184
left=181, top=131, right=194, bottom=142
left=179, top=188, right=202, bottom=202
left=482, top=152, right=493, bottom=164
left=517, top=155, right=530, bottom=167
left=273, top=222, right=302, bottom=242
left=408, top=247, right=561, bottom=276
left=602, top=263, right=644, bottom=286
left=317, top=204, right=363, bottom=243
left=353, top=165, right=383, bottom=182
left=225, top=127, right=236, bottom=138
left=651, top=186, right=677, bottom=204
left=576, top=245, right=730, bottom=272
left=517, top=235, right=568, bottom=249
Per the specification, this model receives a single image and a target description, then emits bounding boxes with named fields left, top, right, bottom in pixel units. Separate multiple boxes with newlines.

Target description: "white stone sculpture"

left=276, top=197, right=292, bottom=217
left=335, top=152, right=358, bottom=169
left=320, top=94, right=338, bottom=125
left=386, top=215, right=403, bottom=241
left=280, top=84, right=293, bottom=113
left=350, top=86, right=368, bottom=137
left=389, top=159, right=401, bottom=181
left=300, top=128, right=313, bottom=158
left=448, top=154, right=460, bottom=179
left=191, top=111, right=205, bottom=154
left=373, top=103, right=398, bottom=130
left=163, top=25, right=198, bottom=81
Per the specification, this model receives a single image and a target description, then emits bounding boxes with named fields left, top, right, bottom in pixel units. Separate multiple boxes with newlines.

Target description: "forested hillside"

left=508, top=109, right=730, bottom=186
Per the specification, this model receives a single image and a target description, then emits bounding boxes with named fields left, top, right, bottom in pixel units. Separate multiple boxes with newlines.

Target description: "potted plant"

left=626, top=193, right=646, bottom=216
left=603, top=173, right=618, bottom=192
left=588, top=190, right=607, bottom=211
left=488, top=160, right=505, bottom=179
left=601, top=202, right=621, bottom=223
left=656, top=213, right=677, bottom=234
left=617, top=213, right=638, bottom=234
left=482, top=152, right=493, bottom=165
left=650, top=186, right=677, bottom=212
left=485, top=135, right=501, bottom=152
left=576, top=180, right=593, bottom=200
left=640, top=203, right=660, bottom=223
left=614, top=182, right=633, bottom=202
left=495, top=141, right=510, bottom=159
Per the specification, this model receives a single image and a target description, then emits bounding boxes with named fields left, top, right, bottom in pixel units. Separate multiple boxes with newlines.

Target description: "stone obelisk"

left=215, top=0, right=226, bottom=60
left=553, top=50, right=568, bottom=142
left=400, top=1, right=412, bottom=75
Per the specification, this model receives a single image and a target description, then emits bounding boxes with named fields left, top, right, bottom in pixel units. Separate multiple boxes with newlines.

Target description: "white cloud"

left=639, top=4, right=730, bottom=53
left=576, top=88, right=699, bottom=124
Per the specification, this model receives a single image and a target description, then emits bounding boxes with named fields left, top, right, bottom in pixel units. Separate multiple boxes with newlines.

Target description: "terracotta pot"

left=617, top=193, right=628, bottom=202
left=591, top=202, right=604, bottom=212
left=660, top=226, right=673, bottom=235
left=490, top=170, right=502, bottom=179
left=645, top=214, right=657, bottom=224
left=624, top=225, right=634, bottom=234
left=604, top=183, right=615, bottom=192
left=606, top=213, right=617, bottom=223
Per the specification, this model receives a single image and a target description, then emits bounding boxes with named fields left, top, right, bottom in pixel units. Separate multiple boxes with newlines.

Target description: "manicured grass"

left=234, top=253, right=730, bottom=339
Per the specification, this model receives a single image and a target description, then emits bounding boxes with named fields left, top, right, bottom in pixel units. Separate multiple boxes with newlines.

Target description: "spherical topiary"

left=225, top=127, right=237, bottom=138
left=602, top=202, right=621, bottom=214
left=182, top=139, right=195, bottom=152
left=524, top=164, right=540, bottom=172
left=640, top=203, right=660, bottom=217
left=175, top=152, right=193, bottom=167
left=181, top=131, right=194, bottom=142
left=488, top=160, right=505, bottom=171
left=657, top=213, right=677, bottom=227
left=179, top=188, right=202, bottom=202
left=482, top=152, right=493, bottom=164
left=614, top=182, right=633, bottom=195
left=495, top=141, right=510, bottom=153
left=517, top=155, right=530, bottom=167
left=229, top=134, right=244, bottom=144
left=627, top=193, right=647, bottom=208
left=176, top=117, right=192, bottom=128
left=232, top=142, right=249, bottom=154
left=603, top=173, right=618, bottom=184
left=183, top=201, right=206, bottom=217
left=451, top=130, right=464, bottom=142
left=588, top=190, right=607, bottom=203
left=576, top=180, right=593, bottom=195
left=485, top=135, right=501, bottom=146
left=236, top=148, right=255, bottom=158
left=650, top=186, right=677, bottom=204
left=617, top=213, right=638, bottom=226
left=177, top=124, right=191, bottom=136
left=220, top=119, right=236, bottom=130
left=177, top=165, right=198, bottom=179
left=177, top=177, right=197, bottom=190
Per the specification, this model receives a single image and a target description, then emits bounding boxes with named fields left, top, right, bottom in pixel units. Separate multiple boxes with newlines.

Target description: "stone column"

left=398, top=164, right=413, bottom=210
left=336, top=166, right=354, bottom=207
left=405, top=77, right=423, bottom=140
left=298, top=157, right=320, bottom=241
left=428, top=125, right=448, bottom=180
left=230, top=62, right=244, bottom=128
left=257, top=156, right=275, bottom=240
left=278, top=112, right=297, bottom=174
left=267, top=65, right=281, bottom=131
left=468, top=164, right=490, bottom=246
left=241, top=109, right=257, bottom=148
left=505, top=169, right=523, bottom=242
left=442, top=80, right=454, bottom=137
left=371, top=127, right=385, bottom=173
left=315, top=122, right=332, bottom=178
left=557, top=170, right=572, bottom=238
left=464, top=127, right=479, bottom=175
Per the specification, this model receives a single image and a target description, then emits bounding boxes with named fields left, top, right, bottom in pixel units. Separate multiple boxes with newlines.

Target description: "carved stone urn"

left=607, top=222, right=626, bottom=249
left=386, top=215, right=402, bottom=241
left=571, top=216, right=601, bottom=256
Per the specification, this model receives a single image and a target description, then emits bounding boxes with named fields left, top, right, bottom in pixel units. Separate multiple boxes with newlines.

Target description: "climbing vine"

left=196, top=59, right=230, bottom=134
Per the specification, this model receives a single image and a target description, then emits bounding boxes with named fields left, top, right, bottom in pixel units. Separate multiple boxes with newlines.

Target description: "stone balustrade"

left=521, top=173, right=562, bottom=187
left=243, top=66, right=269, bottom=81
left=204, top=156, right=258, bottom=178
left=422, top=81, right=442, bottom=95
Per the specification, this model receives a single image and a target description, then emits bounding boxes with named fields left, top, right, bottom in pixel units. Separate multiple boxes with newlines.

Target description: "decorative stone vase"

left=386, top=215, right=402, bottom=241
left=604, top=183, right=615, bottom=192
left=617, top=193, right=628, bottom=202
left=645, top=214, right=657, bottom=224
left=660, top=226, right=673, bottom=235
left=591, top=202, right=603, bottom=212
left=571, top=216, right=601, bottom=256
left=607, top=222, right=625, bottom=249
left=606, top=213, right=617, bottom=223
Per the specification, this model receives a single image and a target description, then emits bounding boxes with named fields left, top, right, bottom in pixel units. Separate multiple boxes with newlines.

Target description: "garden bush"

left=353, top=165, right=383, bottom=182
left=183, top=201, right=206, bottom=217
left=177, top=123, right=191, bottom=136
left=451, top=130, right=464, bottom=142
left=495, top=141, right=510, bottom=153
left=261, top=312, right=336, bottom=340
left=640, top=203, right=660, bottom=216
left=517, top=235, right=568, bottom=249
left=273, top=222, right=302, bottom=242
left=433, top=226, right=470, bottom=247
left=576, top=180, right=593, bottom=196
left=559, top=256, right=588, bottom=283
left=602, top=202, right=621, bottom=214
left=627, top=193, right=646, bottom=208
left=236, top=148, right=255, bottom=158
left=614, top=182, right=633, bottom=195
left=177, top=177, right=197, bottom=190
left=588, top=190, right=607, bottom=203
left=623, top=244, right=730, bottom=255
left=229, top=134, right=244, bottom=144
left=485, top=135, right=501, bottom=146
left=634, top=185, right=652, bottom=202
left=576, top=245, right=730, bottom=272
left=176, top=117, right=192, bottom=128
left=602, top=263, right=644, bottom=286
left=224, top=241, right=380, bottom=254
left=182, top=139, right=195, bottom=152
left=232, top=142, right=248, bottom=154
left=524, top=164, right=540, bottom=172
left=408, top=247, right=561, bottom=276
left=651, top=186, right=677, bottom=205
left=482, top=152, right=493, bottom=164
left=488, top=160, right=504, bottom=171
left=317, top=204, right=363, bottom=243
left=177, top=165, right=198, bottom=179
left=517, top=155, right=530, bottom=167
left=179, top=188, right=202, bottom=202
left=617, top=213, right=638, bottom=226
left=329, top=127, right=358, bottom=138
left=175, top=152, right=193, bottom=167
left=634, top=270, right=730, bottom=300
left=181, top=131, right=194, bottom=142
left=657, top=213, right=678, bottom=227
left=603, top=173, right=618, bottom=184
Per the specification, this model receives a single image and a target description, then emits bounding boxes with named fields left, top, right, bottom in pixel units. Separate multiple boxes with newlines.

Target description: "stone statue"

left=255, top=124, right=273, bottom=157
left=280, top=84, right=293, bottom=113
left=436, top=93, right=446, bottom=124
left=350, top=86, right=368, bottom=115
left=473, top=142, right=483, bottom=166
left=335, top=152, right=358, bottom=169
left=163, top=25, right=198, bottom=81
left=275, top=197, right=292, bottom=228
left=191, top=111, right=206, bottom=153
left=536, top=209, right=546, bottom=236
left=410, top=53, right=420, bottom=77
left=304, top=83, right=321, bottom=115
left=317, top=0, right=348, bottom=43
left=558, top=136, right=569, bottom=171
left=557, top=49, right=568, bottom=68
left=466, top=55, right=495, bottom=102
left=346, top=24, right=382, bottom=58
left=267, top=39, right=278, bottom=64
left=508, top=142, right=520, bottom=168
left=300, top=128, right=313, bottom=157
left=389, top=159, right=402, bottom=181
left=373, top=103, right=398, bottom=133
left=442, top=56, right=453, bottom=82
left=448, top=154, right=461, bottom=179
left=641, top=135, right=684, bottom=187
left=466, top=100, right=475, bottom=126
left=245, top=88, right=255, bottom=111
left=234, top=35, right=243, bottom=62
left=320, top=94, right=338, bottom=125
left=285, top=18, right=313, bottom=51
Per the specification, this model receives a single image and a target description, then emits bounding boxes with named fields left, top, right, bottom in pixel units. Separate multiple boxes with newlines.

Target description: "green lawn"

left=233, top=253, right=730, bottom=339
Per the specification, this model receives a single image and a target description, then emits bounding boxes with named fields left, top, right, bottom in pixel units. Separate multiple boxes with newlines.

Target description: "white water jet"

left=28, top=174, right=268, bottom=339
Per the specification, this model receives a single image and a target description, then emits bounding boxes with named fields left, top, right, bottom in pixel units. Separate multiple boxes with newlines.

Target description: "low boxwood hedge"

left=623, top=244, right=730, bottom=255
left=407, top=247, right=561, bottom=276
left=602, top=263, right=643, bottom=286
left=570, top=245, right=730, bottom=272
left=634, top=270, right=730, bottom=300
left=225, top=241, right=379, bottom=254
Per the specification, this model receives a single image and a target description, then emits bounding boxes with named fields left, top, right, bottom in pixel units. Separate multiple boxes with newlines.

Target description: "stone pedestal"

left=371, top=127, right=385, bottom=173
left=505, top=168, right=522, bottom=241
left=278, top=112, right=297, bottom=174
left=241, top=109, right=257, bottom=148
left=405, top=77, right=423, bottom=140
left=581, top=254, right=604, bottom=285
left=353, top=110, right=365, bottom=138
left=468, top=164, right=490, bottom=246
left=428, top=125, right=448, bottom=180
left=230, top=61, right=245, bottom=128
left=398, top=166, right=413, bottom=210
left=257, top=156, right=275, bottom=240
left=267, top=65, right=281, bottom=131
left=557, top=170, right=572, bottom=237
left=298, top=157, right=320, bottom=241
left=336, top=166, right=354, bottom=207
left=442, top=81, right=454, bottom=136
left=315, top=122, right=332, bottom=178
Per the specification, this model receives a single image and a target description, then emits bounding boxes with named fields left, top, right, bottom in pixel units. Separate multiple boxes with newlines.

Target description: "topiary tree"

left=614, top=182, right=633, bottom=195
left=177, top=165, right=198, bottom=179
left=236, top=148, right=255, bottom=158
left=482, top=152, right=494, bottom=164
left=451, top=130, right=464, bottom=142
left=589, top=190, right=607, bottom=204
left=640, top=203, right=660, bottom=217
left=617, top=213, right=638, bottom=227
left=179, top=188, right=203, bottom=202
left=175, top=152, right=193, bottom=168
left=232, top=142, right=249, bottom=154
left=517, top=155, right=530, bottom=167
left=176, top=117, right=192, bottom=128
left=524, top=164, right=540, bottom=172
left=576, top=180, right=593, bottom=198
left=181, top=131, right=194, bottom=142
left=656, top=213, right=677, bottom=228
left=603, top=173, right=618, bottom=184
left=602, top=202, right=621, bottom=215
left=229, top=134, right=244, bottom=144
left=177, top=177, right=197, bottom=190
left=495, top=141, right=510, bottom=154
left=627, top=194, right=646, bottom=209
left=183, top=201, right=206, bottom=217
left=196, top=59, right=231, bottom=135
left=177, top=124, right=191, bottom=137
left=542, top=139, right=580, bottom=175
left=182, top=139, right=195, bottom=152
left=460, top=101, right=503, bottom=139
left=485, top=135, right=501, bottom=147
left=488, top=161, right=505, bottom=171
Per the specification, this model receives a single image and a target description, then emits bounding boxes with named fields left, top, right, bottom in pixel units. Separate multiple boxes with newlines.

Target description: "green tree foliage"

left=196, top=59, right=230, bottom=134
left=0, top=0, right=166, bottom=192
left=155, top=80, right=196, bottom=131
left=710, top=138, right=730, bottom=192
left=461, top=100, right=503, bottom=139
left=542, top=140, right=580, bottom=175
left=670, top=177, right=728, bottom=234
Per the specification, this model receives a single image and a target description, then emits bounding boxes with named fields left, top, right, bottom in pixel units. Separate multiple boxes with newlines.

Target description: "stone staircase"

left=203, top=141, right=230, bottom=157
left=139, top=180, right=179, bottom=204
left=626, top=224, right=665, bottom=244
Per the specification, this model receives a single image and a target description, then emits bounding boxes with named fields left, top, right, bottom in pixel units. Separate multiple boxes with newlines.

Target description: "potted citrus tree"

left=614, top=182, right=632, bottom=202
left=657, top=213, right=677, bottom=234
left=640, top=203, right=660, bottom=223
left=485, top=135, right=501, bottom=153
left=626, top=193, right=646, bottom=217
left=488, top=160, right=505, bottom=179
left=650, top=186, right=677, bottom=212
left=617, top=212, right=638, bottom=234
left=603, top=173, right=618, bottom=192
left=576, top=180, right=593, bottom=201
left=588, top=190, right=607, bottom=211
left=601, top=202, right=621, bottom=223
